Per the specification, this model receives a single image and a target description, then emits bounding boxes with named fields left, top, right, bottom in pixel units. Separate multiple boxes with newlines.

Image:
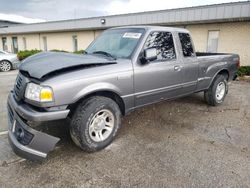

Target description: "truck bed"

left=195, top=51, right=239, bottom=91
left=196, top=52, right=237, bottom=63
left=196, top=52, right=233, bottom=57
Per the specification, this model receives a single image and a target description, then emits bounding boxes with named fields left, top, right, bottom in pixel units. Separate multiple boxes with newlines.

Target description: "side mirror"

left=140, top=48, right=157, bottom=64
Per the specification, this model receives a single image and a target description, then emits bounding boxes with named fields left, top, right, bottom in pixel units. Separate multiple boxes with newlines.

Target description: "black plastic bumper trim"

left=7, top=94, right=60, bottom=161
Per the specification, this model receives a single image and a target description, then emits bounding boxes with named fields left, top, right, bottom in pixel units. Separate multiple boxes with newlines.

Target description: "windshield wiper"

left=92, top=51, right=116, bottom=60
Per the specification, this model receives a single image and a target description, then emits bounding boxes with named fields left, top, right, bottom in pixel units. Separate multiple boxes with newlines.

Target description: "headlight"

left=25, top=83, right=54, bottom=102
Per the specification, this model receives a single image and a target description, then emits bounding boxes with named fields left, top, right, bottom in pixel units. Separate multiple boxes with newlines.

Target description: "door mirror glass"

left=144, top=48, right=157, bottom=62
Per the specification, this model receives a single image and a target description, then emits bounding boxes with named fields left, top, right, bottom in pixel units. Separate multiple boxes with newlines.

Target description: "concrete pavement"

left=0, top=70, right=250, bottom=187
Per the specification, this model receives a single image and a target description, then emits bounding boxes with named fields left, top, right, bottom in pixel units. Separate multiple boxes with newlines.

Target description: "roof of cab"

left=110, top=25, right=189, bottom=33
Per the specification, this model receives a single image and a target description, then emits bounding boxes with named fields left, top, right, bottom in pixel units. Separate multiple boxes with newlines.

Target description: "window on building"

left=42, top=36, right=47, bottom=51
left=12, top=37, right=18, bottom=53
left=144, top=31, right=176, bottom=61
left=2, top=37, right=8, bottom=51
left=178, top=33, right=195, bottom=57
left=23, top=37, right=27, bottom=50
left=207, top=31, right=219, bottom=53
left=72, top=35, right=78, bottom=52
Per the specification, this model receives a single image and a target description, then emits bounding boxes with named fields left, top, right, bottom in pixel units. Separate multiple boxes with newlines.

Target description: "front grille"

left=14, top=73, right=27, bottom=101
left=14, top=74, right=22, bottom=95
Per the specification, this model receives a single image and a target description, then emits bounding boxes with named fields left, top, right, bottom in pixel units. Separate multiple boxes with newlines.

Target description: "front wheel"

left=70, top=96, right=121, bottom=152
left=204, top=75, right=228, bottom=106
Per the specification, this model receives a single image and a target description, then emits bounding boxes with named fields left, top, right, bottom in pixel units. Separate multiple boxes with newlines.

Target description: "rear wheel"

left=0, top=60, right=12, bottom=72
left=204, top=75, right=228, bottom=106
left=70, top=96, right=121, bottom=152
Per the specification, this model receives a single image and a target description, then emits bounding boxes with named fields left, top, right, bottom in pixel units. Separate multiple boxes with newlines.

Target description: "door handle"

left=174, top=66, right=181, bottom=71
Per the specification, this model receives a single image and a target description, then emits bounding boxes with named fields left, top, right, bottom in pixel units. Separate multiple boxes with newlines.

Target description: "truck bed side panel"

left=196, top=54, right=239, bottom=91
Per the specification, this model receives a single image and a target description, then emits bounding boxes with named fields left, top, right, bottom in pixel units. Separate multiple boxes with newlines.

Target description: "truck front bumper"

left=7, top=92, right=70, bottom=161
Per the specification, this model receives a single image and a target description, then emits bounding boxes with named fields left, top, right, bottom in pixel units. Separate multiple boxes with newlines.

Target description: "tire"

left=70, top=96, right=121, bottom=152
left=204, top=74, right=228, bottom=106
left=0, top=60, right=12, bottom=72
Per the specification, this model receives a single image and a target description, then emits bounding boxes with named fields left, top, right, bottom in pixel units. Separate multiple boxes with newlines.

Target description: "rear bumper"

left=7, top=92, right=69, bottom=161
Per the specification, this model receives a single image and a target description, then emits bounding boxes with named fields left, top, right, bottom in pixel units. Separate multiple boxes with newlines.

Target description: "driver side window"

left=144, top=31, right=176, bottom=61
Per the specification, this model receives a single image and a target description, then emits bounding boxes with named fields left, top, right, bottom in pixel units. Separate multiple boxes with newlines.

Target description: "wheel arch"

left=217, top=69, right=229, bottom=80
left=208, top=68, right=229, bottom=88
left=69, top=90, right=126, bottom=117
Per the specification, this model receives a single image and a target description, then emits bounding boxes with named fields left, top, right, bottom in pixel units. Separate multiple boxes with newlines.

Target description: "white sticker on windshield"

left=123, top=32, right=142, bottom=39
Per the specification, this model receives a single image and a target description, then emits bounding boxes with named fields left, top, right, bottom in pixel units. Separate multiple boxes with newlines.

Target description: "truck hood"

left=19, top=52, right=116, bottom=79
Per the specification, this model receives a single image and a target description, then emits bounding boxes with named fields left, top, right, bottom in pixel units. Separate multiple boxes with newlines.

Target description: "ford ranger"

left=7, top=26, right=240, bottom=160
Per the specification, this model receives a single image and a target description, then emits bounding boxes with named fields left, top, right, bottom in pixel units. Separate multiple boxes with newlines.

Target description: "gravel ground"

left=0, top=70, right=250, bottom=187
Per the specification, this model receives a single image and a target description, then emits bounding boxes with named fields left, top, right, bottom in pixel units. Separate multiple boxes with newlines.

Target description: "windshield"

left=86, top=28, right=145, bottom=59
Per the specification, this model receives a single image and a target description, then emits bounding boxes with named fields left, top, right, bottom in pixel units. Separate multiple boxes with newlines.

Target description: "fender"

left=72, top=82, right=123, bottom=103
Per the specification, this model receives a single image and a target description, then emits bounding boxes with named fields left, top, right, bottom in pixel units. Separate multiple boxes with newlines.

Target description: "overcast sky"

left=0, top=0, right=243, bottom=22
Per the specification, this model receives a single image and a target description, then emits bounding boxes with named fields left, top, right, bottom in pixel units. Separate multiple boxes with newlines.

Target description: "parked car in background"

left=0, top=50, right=20, bottom=72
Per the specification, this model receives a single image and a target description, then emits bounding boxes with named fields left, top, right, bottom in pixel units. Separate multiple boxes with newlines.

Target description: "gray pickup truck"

left=7, top=26, right=239, bottom=160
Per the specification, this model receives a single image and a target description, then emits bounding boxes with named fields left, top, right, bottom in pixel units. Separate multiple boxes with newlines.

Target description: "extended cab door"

left=177, top=32, right=199, bottom=93
left=133, top=31, right=184, bottom=107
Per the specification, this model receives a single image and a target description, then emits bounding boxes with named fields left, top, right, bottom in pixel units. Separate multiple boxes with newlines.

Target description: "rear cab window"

left=178, top=33, right=195, bottom=58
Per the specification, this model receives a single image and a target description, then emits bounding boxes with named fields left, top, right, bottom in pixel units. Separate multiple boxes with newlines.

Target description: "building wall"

left=0, top=30, right=104, bottom=52
left=18, top=34, right=40, bottom=50
left=39, top=30, right=98, bottom=51
left=187, top=21, right=250, bottom=66
left=0, top=21, right=250, bottom=65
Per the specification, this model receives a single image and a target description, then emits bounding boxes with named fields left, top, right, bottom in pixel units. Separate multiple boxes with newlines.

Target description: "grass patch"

left=237, top=66, right=250, bottom=76
left=18, top=49, right=86, bottom=61
left=17, top=49, right=42, bottom=61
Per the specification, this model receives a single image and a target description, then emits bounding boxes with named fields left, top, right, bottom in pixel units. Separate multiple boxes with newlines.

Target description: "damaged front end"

left=7, top=52, right=117, bottom=161
left=7, top=91, right=69, bottom=161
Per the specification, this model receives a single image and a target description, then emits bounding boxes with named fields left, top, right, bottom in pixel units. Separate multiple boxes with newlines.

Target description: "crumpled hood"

left=19, top=52, right=116, bottom=79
